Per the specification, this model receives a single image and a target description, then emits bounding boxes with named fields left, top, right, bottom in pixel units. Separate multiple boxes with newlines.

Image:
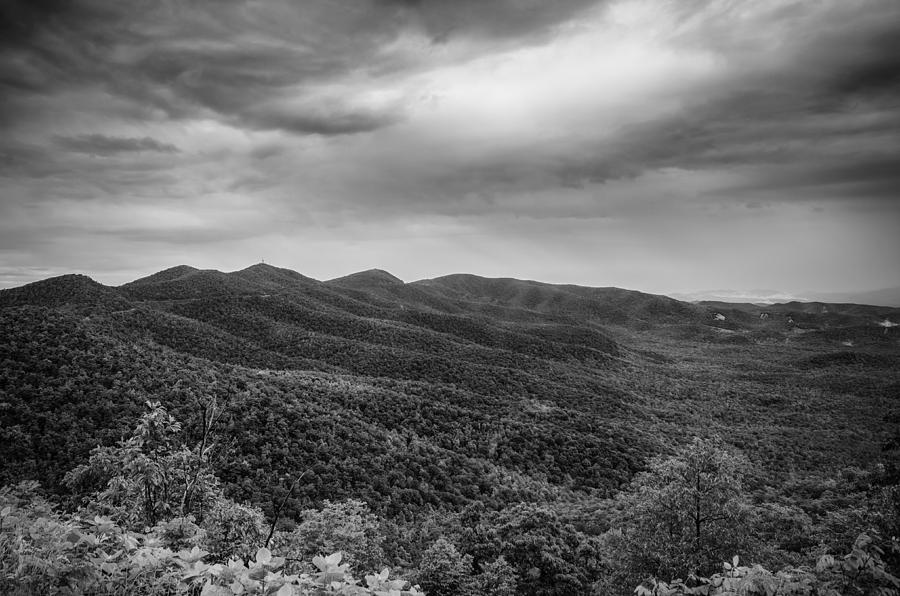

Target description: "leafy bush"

left=180, top=548, right=422, bottom=596
left=1, top=482, right=182, bottom=595
left=0, top=489, right=420, bottom=596
left=64, top=400, right=221, bottom=530
left=203, top=498, right=267, bottom=562
left=637, top=534, right=900, bottom=596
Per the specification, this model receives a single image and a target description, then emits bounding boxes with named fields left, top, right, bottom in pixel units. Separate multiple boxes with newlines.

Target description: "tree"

left=600, top=437, right=752, bottom=592
left=416, top=537, right=474, bottom=596
left=458, top=502, right=602, bottom=596
left=279, top=498, right=386, bottom=573
left=473, top=555, right=517, bottom=596
left=63, top=400, right=221, bottom=530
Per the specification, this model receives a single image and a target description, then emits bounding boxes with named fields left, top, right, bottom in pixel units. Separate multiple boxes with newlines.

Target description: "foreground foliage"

left=0, top=403, right=422, bottom=595
left=0, top=487, right=420, bottom=595
left=3, top=401, right=900, bottom=594
left=639, top=535, right=900, bottom=596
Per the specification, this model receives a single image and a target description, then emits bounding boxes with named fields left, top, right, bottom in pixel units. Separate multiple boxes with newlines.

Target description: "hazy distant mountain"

left=670, top=286, right=900, bottom=307
left=802, top=286, right=900, bottom=308
left=668, top=289, right=808, bottom=304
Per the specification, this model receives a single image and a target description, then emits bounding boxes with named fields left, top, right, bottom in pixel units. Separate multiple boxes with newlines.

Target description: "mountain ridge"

left=4, top=265, right=900, bottom=318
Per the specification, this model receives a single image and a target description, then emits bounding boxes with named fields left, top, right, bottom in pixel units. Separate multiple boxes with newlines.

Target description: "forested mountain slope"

left=1, top=265, right=899, bottom=594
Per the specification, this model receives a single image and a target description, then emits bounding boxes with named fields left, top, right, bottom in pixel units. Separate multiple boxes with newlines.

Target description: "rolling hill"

left=1, top=264, right=898, bottom=524
left=0, top=273, right=130, bottom=310
left=327, top=268, right=405, bottom=289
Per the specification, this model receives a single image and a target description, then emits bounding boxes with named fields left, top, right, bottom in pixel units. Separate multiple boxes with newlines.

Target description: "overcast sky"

left=1, top=0, right=899, bottom=295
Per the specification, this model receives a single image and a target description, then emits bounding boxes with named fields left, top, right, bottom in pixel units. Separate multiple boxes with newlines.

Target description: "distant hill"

left=669, top=289, right=808, bottom=304
left=128, top=264, right=201, bottom=285
left=699, top=300, right=900, bottom=319
left=804, top=286, right=900, bottom=308
left=327, top=269, right=404, bottom=289
left=0, top=273, right=129, bottom=310
left=415, top=274, right=704, bottom=326
left=672, top=286, right=900, bottom=308
left=230, top=263, right=320, bottom=290
left=121, top=266, right=267, bottom=301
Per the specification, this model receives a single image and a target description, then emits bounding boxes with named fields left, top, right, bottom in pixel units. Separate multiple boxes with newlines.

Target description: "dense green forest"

left=1, top=264, right=899, bottom=594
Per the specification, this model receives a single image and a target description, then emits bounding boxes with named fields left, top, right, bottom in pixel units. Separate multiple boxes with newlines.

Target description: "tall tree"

left=599, top=437, right=752, bottom=593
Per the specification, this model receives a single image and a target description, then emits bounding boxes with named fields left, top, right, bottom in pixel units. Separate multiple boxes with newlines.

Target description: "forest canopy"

left=1, top=267, right=899, bottom=593
left=2, top=402, right=898, bottom=595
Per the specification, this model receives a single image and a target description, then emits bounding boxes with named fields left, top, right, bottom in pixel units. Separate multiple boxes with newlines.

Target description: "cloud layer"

left=1, top=0, right=898, bottom=293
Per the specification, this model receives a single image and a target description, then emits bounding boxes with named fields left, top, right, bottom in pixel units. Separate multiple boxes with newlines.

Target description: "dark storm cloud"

left=826, top=30, right=900, bottom=98
left=55, top=134, right=179, bottom=156
left=245, top=108, right=402, bottom=137
left=0, top=0, right=79, bottom=47
left=381, top=0, right=603, bottom=42
left=0, top=0, right=415, bottom=136
left=0, top=0, right=610, bottom=139
left=0, top=1, right=134, bottom=90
